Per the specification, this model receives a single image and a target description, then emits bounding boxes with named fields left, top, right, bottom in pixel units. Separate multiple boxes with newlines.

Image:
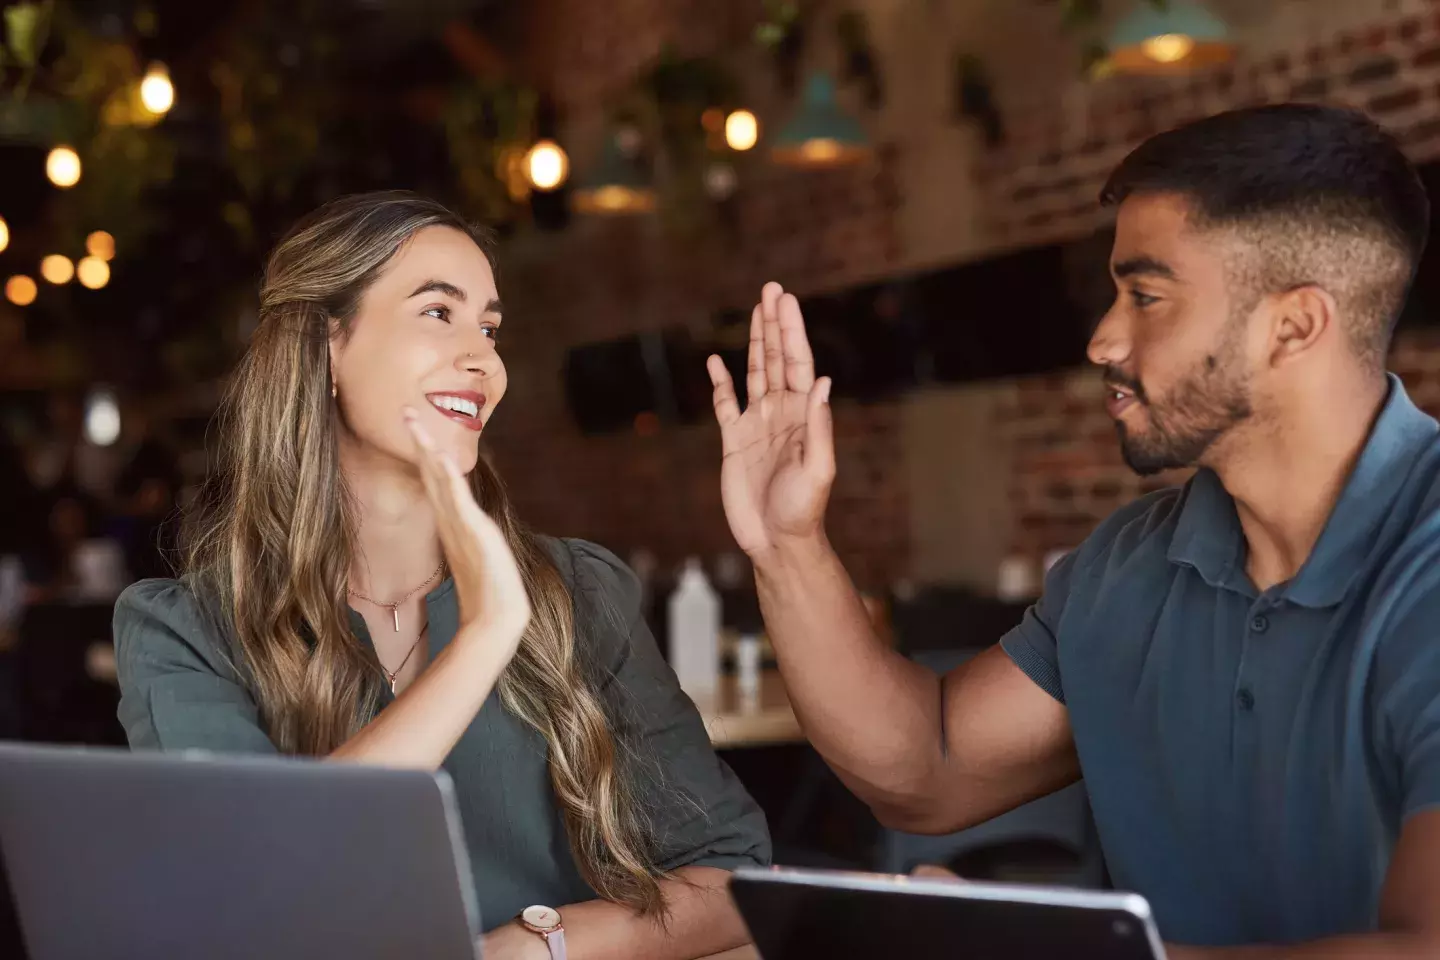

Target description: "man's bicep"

left=1379, top=809, right=1440, bottom=938
left=929, top=644, right=1079, bottom=832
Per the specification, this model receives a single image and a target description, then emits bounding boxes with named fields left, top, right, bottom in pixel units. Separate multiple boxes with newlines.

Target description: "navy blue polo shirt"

left=1001, top=374, right=1440, bottom=947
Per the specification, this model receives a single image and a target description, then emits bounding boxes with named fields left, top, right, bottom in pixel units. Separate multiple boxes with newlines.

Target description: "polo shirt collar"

left=1168, top=374, right=1437, bottom=607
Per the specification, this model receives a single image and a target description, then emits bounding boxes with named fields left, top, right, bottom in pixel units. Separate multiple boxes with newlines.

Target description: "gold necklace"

left=377, top=623, right=428, bottom=694
left=347, top=560, right=445, bottom=632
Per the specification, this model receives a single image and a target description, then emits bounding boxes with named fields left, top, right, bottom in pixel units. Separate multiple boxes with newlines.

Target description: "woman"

left=113, top=191, right=770, bottom=959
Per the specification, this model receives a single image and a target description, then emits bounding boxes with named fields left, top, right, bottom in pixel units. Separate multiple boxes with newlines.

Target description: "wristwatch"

left=517, top=904, right=567, bottom=960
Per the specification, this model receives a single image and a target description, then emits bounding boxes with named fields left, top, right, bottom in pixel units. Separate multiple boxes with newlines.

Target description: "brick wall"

left=486, top=0, right=1440, bottom=594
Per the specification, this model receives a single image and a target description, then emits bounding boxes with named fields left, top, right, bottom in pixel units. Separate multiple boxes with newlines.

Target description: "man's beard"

left=1107, top=325, right=1253, bottom=477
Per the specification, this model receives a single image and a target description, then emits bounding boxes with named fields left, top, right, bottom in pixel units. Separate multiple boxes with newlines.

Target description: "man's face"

left=1088, top=193, right=1257, bottom=476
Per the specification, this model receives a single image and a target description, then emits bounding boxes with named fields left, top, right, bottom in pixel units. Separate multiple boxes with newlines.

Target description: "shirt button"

left=1250, top=614, right=1269, bottom=634
left=1236, top=688, right=1256, bottom=711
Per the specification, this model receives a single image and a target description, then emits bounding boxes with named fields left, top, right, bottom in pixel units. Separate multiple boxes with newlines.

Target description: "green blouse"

left=112, top=537, right=771, bottom=930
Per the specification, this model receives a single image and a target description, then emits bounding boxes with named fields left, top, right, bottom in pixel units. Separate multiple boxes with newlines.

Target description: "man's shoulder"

left=1064, top=482, right=1192, bottom=578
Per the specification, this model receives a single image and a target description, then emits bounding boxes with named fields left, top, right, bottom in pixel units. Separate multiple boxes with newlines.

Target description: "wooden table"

left=691, top=668, right=805, bottom=749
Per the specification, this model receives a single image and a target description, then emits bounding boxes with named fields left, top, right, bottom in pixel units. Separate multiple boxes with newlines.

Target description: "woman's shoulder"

left=113, top=577, right=233, bottom=672
left=538, top=536, right=643, bottom=620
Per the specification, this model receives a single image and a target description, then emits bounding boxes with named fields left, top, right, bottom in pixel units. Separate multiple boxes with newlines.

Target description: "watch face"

left=521, top=905, right=560, bottom=931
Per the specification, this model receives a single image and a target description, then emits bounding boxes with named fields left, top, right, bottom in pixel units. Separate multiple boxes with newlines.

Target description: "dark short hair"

left=1101, top=104, right=1430, bottom=365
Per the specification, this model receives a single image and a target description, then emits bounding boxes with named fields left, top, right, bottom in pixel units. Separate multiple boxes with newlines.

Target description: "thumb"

left=803, top=377, right=835, bottom=484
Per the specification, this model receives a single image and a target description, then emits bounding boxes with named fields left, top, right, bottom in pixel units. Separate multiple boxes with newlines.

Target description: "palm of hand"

left=709, top=282, right=834, bottom=559
left=720, top=389, right=821, bottom=555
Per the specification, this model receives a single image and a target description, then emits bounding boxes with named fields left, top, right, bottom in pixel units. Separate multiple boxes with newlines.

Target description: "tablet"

left=729, top=865, right=1165, bottom=960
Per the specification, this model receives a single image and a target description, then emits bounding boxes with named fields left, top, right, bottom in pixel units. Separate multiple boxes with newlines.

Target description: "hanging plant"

left=954, top=54, right=1004, bottom=147
left=836, top=10, right=883, bottom=109
left=440, top=77, right=538, bottom=228
left=754, top=0, right=805, bottom=95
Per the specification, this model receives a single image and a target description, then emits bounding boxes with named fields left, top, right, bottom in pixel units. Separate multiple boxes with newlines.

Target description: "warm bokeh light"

left=724, top=110, right=759, bottom=151
left=5, top=275, right=36, bottom=306
left=86, top=230, right=116, bottom=261
left=140, top=62, right=175, bottom=115
left=524, top=140, right=569, bottom=191
left=0, top=217, right=9, bottom=255
left=40, top=255, right=75, bottom=285
left=84, top=390, right=122, bottom=446
left=46, top=146, right=81, bottom=188
left=799, top=138, right=843, bottom=164
left=77, top=256, right=110, bottom=290
left=1142, top=33, right=1196, bottom=63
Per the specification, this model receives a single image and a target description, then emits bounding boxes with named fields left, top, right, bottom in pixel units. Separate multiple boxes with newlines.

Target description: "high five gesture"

left=707, top=282, right=835, bottom=560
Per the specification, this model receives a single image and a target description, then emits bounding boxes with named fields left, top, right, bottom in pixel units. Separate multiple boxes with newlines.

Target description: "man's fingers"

left=778, top=292, right=815, bottom=394
left=708, top=354, right=741, bottom=429
left=746, top=303, right=767, bottom=402
left=762, top=282, right=786, bottom=394
left=803, top=377, right=836, bottom=485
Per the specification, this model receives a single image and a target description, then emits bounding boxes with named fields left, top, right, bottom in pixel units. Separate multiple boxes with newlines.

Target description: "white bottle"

left=667, top=558, right=721, bottom=699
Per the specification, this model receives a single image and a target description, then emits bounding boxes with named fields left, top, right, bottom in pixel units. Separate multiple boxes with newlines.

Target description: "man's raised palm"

left=708, top=283, right=834, bottom=559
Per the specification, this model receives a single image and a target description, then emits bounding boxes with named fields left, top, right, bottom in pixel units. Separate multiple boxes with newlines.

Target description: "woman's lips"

left=426, top=392, right=486, bottom=432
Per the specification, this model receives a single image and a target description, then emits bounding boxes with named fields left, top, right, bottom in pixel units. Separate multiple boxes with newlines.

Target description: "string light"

left=86, top=231, right=115, bottom=261
left=40, top=255, right=74, bottom=285
left=140, top=62, right=175, bottom=115
left=524, top=140, right=569, bottom=191
left=77, top=256, right=110, bottom=290
left=5, top=276, right=36, bottom=306
left=46, top=146, right=81, bottom=188
left=724, top=110, right=760, bottom=151
left=0, top=217, right=9, bottom=255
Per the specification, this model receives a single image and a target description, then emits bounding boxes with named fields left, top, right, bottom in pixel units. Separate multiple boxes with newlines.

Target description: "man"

left=706, top=103, right=1440, bottom=956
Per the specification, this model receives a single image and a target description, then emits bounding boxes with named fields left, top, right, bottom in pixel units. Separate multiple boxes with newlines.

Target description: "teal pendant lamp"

left=1107, top=1, right=1233, bottom=76
left=573, top=128, right=657, bottom=216
left=771, top=73, right=871, bottom=169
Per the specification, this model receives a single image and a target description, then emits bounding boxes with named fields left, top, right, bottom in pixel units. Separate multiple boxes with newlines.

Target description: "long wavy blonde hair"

left=183, top=190, right=667, bottom=913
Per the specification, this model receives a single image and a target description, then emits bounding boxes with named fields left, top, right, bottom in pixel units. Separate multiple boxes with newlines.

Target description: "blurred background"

left=6, top=0, right=1440, bottom=950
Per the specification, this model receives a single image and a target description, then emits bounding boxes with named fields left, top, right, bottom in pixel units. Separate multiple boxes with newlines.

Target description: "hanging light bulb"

left=77, top=256, right=110, bottom=290
left=1107, top=1, right=1232, bottom=75
left=524, top=140, right=570, bottom=192
left=573, top=127, right=657, bottom=216
left=0, top=216, right=9, bottom=255
left=46, top=146, right=81, bottom=188
left=5, top=276, right=36, bottom=306
left=40, top=255, right=74, bottom=285
left=772, top=74, right=871, bottom=169
left=86, top=231, right=115, bottom=261
left=140, top=62, right=175, bottom=115
left=725, top=110, right=760, bottom=151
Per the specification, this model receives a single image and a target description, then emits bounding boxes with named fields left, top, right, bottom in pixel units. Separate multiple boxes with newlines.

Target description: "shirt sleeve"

left=1372, top=578, right=1440, bottom=822
left=112, top=579, right=278, bottom=754
left=998, top=549, right=1078, bottom=705
left=562, top=539, right=773, bottom=873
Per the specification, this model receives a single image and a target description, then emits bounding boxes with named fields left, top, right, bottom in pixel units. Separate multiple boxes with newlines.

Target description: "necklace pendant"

left=391, top=605, right=400, bottom=632
left=388, top=674, right=398, bottom=695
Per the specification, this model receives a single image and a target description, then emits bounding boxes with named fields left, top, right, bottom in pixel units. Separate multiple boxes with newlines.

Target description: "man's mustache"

left=1101, top=367, right=1147, bottom=403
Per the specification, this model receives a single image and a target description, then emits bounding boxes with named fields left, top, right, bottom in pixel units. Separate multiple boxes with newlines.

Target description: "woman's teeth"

left=431, top=396, right=478, bottom=418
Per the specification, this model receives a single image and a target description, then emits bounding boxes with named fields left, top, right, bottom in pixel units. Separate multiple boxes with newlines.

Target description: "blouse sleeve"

left=561, top=539, right=773, bottom=873
left=112, top=578, right=278, bottom=754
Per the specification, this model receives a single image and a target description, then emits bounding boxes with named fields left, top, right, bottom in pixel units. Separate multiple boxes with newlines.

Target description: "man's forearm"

left=753, top=534, right=947, bottom=810
left=1169, top=932, right=1440, bottom=960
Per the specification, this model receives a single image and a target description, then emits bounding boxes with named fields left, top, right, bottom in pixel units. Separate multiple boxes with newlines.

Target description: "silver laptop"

left=730, top=865, right=1166, bottom=959
left=0, top=743, right=482, bottom=960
